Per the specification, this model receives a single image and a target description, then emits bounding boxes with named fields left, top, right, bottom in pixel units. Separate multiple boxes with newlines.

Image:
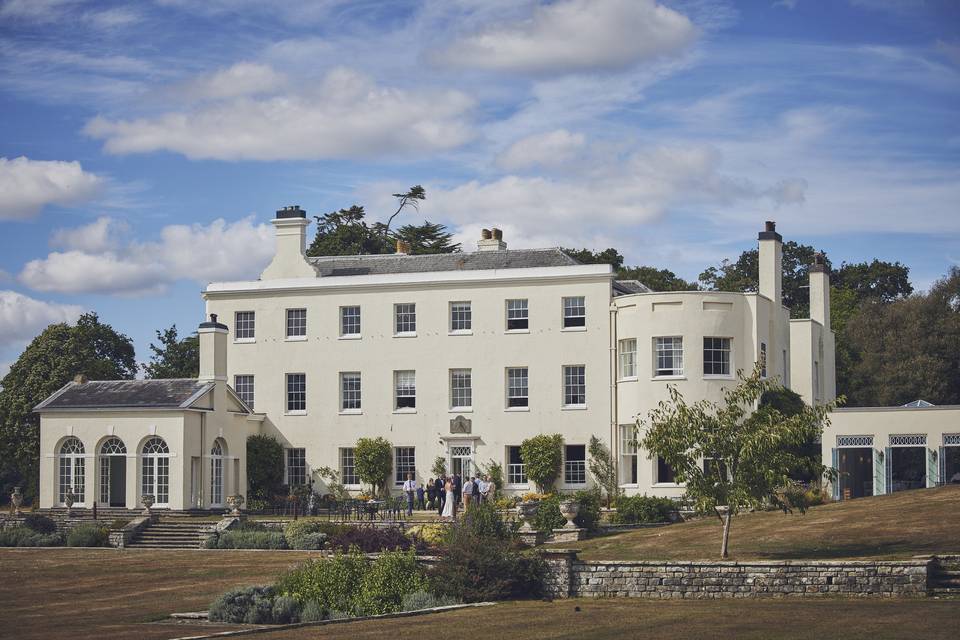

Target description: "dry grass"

left=561, top=485, right=960, bottom=561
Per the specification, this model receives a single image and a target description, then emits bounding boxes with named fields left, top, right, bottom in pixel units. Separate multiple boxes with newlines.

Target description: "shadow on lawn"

left=749, top=540, right=923, bottom=560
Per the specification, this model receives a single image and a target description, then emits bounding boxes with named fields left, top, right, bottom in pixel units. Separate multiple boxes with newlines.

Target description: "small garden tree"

left=316, top=466, right=350, bottom=500
left=519, top=434, right=563, bottom=493
left=637, top=363, right=839, bottom=558
left=588, top=435, right=620, bottom=507
left=355, top=437, right=393, bottom=497
left=431, top=456, right=447, bottom=478
left=246, top=435, right=284, bottom=504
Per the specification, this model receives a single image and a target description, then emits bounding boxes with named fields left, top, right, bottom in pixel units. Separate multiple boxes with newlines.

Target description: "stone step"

left=928, top=588, right=960, bottom=598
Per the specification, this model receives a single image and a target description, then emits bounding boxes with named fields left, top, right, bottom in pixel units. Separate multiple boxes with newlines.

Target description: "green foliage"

left=531, top=490, right=601, bottom=532
left=354, top=437, right=393, bottom=497
left=833, top=259, right=913, bottom=304
left=284, top=518, right=342, bottom=549
left=431, top=456, right=447, bottom=477
left=307, top=205, right=394, bottom=257
left=0, top=312, right=135, bottom=501
left=637, top=363, right=839, bottom=557
left=618, top=265, right=699, bottom=291
left=141, top=325, right=198, bottom=379
left=478, top=460, right=504, bottom=496
left=66, top=523, right=109, bottom=547
left=316, top=466, right=350, bottom=500
left=519, top=434, right=564, bottom=492
left=612, top=495, right=676, bottom=524
left=208, top=530, right=289, bottom=549
left=761, top=388, right=820, bottom=482
left=400, top=590, right=461, bottom=611
left=271, top=595, right=301, bottom=624
left=588, top=435, right=620, bottom=507
left=451, top=501, right=517, bottom=542
left=531, top=494, right=565, bottom=532
left=570, top=488, right=602, bottom=531
left=299, top=599, right=325, bottom=622
left=208, top=585, right=277, bottom=624
left=22, top=513, right=56, bottom=534
left=326, top=525, right=415, bottom=554
left=276, top=550, right=366, bottom=613
left=0, top=526, right=63, bottom=547
left=355, top=551, right=428, bottom=615
left=246, top=435, right=284, bottom=502
left=562, top=247, right=625, bottom=270
left=393, top=221, right=460, bottom=254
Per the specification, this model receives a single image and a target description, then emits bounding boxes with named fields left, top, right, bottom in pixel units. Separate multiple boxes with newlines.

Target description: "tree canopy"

left=141, top=325, right=199, bottom=379
left=562, top=247, right=697, bottom=291
left=354, top=437, right=394, bottom=497
left=637, top=364, right=838, bottom=558
left=0, top=313, right=136, bottom=501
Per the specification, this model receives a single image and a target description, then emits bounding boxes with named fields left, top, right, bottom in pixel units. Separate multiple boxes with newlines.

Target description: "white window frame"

left=285, top=448, right=306, bottom=486
left=703, top=337, right=733, bottom=378
left=760, top=342, right=768, bottom=378
left=562, top=365, right=586, bottom=409
left=506, top=299, right=529, bottom=332
left=234, top=374, right=254, bottom=410
left=210, top=439, right=225, bottom=507
left=234, top=310, right=255, bottom=342
left=285, top=308, right=307, bottom=340
left=507, top=446, right=527, bottom=487
left=340, top=448, right=358, bottom=487
left=394, top=303, right=417, bottom=336
left=340, top=305, right=361, bottom=339
left=563, top=444, right=587, bottom=485
left=654, top=336, right=684, bottom=378
left=562, top=296, right=586, bottom=330
left=340, top=372, right=361, bottom=413
left=450, top=368, right=472, bottom=411
left=619, top=424, right=638, bottom=487
left=506, top=367, right=529, bottom=410
left=394, top=447, right=416, bottom=485
left=286, top=373, right=306, bottom=414
left=394, top=370, right=416, bottom=412
left=141, top=436, right=170, bottom=507
left=619, top=338, right=637, bottom=380
left=449, top=301, right=472, bottom=334
left=58, top=437, right=86, bottom=506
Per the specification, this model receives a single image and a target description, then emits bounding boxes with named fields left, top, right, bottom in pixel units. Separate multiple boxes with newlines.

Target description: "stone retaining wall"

left=541, top=550, right=931, bottom=599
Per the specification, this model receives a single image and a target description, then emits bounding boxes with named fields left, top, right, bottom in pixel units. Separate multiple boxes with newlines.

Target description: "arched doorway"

left=98, top=437, right=127, bottom=507
left=58, top=437, right=86, bottom=506
left=210, top=439, right=226, bottom=508
left=141, top=436, right=170, bottom=507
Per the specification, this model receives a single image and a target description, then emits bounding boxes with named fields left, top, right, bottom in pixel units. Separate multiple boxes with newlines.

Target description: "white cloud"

left=433, top=0, right=697, bottom=75
left=175, top=62, right=287, bottom=102
left=0, top=0, right=78, bottom=23
left=0, top=156, right=103, bottom=221
left=84, top=66, right=475, bottom=161
left=0, top=290, right=84, bottom=347
left=496, top=129, right=586, bottom=170
left=20, top=216, right=275, bottom=296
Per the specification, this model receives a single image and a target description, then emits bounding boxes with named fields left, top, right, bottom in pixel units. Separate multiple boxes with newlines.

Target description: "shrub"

left=405, top=524, right=446, bottom=548
left=533, top=489, right=602, bottom=533
left=23, top=513, right=56, bottom=534
left=247, top=434, right=284, bottom=502
left=532, top=494, right=565, bottom=533
left=299, top=599, right=325, bottom=622
left=209, top=585, right=275, bottom=624
left=296, top=533, right=327, bottom=550
left=354, top=437, right=393, bottom=498
left=400, top=590, right=460, bottom=611
left=213, top=530, right=289, bottom=549
left=356, top=551, right=428, bottom=615
left=612, top=495, right=675, bottom=524
left=327, top=525, right=415, bottom=554
left=519, top=434, right=564, bottom=492
left=66, top=523, right=109, bottom=547
left=588, top=435, right=621, bottom=507
left=276, top=550, right=367, bottom=613
left=571, top=488, right=602, bottom=531
left=284, top=518, right=346, bottom=549
left=271, top=595, right=301, bottom=624
left=0, top=527, right=63, bottom=547
left=453, top=501, right=516, bottom=542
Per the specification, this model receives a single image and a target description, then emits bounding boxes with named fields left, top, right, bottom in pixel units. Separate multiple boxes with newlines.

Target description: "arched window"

left=98, top=437, right=127, bottom=506
left=141, top=437, right=170, bottom=506
left=58, top=437, right=85, bottom=505
left=210, top=439, right=226, bottom=507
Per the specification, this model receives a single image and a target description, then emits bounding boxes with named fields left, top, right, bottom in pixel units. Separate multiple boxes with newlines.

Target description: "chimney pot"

left=275, top=205, right=306, bottom=219
left=481, top=228, right=492, bottom=240
left=210, top=313, right=218, bottom=323
left=491, top=228, right=503, bottom=241
left=765, top=221, right=776, bottom=232
left=73, top=374, right=88, bottom=385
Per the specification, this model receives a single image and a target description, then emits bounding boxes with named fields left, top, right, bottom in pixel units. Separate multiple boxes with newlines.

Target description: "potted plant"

left=559, top=498, right=580, bottom=529
left=64, top=487, right=77, bottom=517
left=9, top=486, right=23, bottom=516
left=141, top=494, right=155, bottom=516
left=516, top=493, right=543, bottom=532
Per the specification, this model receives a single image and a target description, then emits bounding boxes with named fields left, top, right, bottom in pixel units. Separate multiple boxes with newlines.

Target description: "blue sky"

left=0, top=0, right=958, bottom=375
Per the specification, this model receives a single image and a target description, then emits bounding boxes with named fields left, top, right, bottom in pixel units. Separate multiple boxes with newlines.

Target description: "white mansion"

left=34, top=207, right=958, bottom=511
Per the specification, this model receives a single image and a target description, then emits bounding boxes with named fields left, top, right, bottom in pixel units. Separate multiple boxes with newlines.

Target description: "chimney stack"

left=758, top=220, right=783, bottom=306
left=809, top=251, right=831, bottom=330
left=261, top=205, right=316, bottom=279
left=198, top=313, right=228, bottom=382
left=477, top=227, right=507, bottom=251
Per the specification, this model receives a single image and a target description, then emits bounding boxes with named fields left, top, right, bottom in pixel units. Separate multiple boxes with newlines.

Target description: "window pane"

left=657, top=456, right=676, bottom=483
left=619, top=339, right=637, bottom=378
left=286, top=308, right=306, bottom=337
left=341, top=372, right=361, bottom=410
left=506, top=299, right=528, bottom=330
left=395, top=370, right=416, bottom=409
left=563, top=365, right=586, bottom=406
left=395, top=303, right=416, bottom=334
left=703, top=337, right=731, bottom=376
left=562, top=296, right=586, bottom=328
left=507, top=446, right=526, bottom=484
left=340, top=306, right=361, bottom=336
left=235, top=311, right=255, bottom=339
left=450, top=302, right=472, bottom=332
left=234, top=375, right=254, bottom=410
left=450, top=369, right=472, bottom=409
left=286, top=373, right=306, bottom=412
left=564, top=444, right=586, bottom=484
left=619, top=425, right=638, bottom=485
left=654, top=337, right=683, bottom=376
left=340, top=448, right=357, bottom=485
left=394, top=447, right=416, bottom=484
left=760, top=342, right=767, bottom=378
left=507, top=367, right=528, bottom=407
left=286, top=448, right=306, bottom=485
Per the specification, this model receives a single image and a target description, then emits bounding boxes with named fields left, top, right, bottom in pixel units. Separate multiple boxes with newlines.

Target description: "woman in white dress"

left=441, top=477, right=455, bottom=520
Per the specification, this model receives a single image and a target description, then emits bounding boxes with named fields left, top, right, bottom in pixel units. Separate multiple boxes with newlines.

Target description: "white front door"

left=450, top=444, right=473, bottom=479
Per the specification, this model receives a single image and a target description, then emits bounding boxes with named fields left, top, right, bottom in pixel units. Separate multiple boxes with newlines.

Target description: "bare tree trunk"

left=720, top=509, right=732, bottom=558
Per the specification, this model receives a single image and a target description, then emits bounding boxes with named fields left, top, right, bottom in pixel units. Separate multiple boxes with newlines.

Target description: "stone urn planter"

left=226, top=494, right=245, bottom=516
left=64, top=488, right=77, bottom=517
left=559, top=499, right=580, bottom=529
left=516, top=500, right=540, bottom=532
left=141, top=494, right=155, bottom=516
left=9, top=486, right=23, bottom=516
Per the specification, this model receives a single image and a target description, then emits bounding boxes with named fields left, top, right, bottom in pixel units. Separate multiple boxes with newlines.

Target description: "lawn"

left=557, top=484, right=960, bottom=561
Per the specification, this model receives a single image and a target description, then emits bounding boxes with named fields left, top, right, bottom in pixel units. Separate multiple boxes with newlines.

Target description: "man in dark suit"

left=453, top=473, right=462, bottom=508
left=435, top=476, right=445, bottom=515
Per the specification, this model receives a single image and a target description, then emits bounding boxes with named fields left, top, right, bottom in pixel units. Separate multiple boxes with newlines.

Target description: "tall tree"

left=562, top=247, right=625, bottom=270
left=306, top=205, right=393, bottom=257
left=141, top=325, right=199, bottom=379
left=638, top=364, right=837, bottom=558
left=0, top=313, right=136, bottom=501
left=383, top=185, right=426, bottom=236
left=833, top=259, right=913, bottom=304
left=393, top=221, right=460, bottom=254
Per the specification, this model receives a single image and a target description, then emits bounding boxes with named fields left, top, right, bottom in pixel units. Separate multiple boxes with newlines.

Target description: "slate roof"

left=308, top=248, right=581, bottom=277
left=34, top=379, right=214, bottom=411
left=613, top=279, right=652, bottom=295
